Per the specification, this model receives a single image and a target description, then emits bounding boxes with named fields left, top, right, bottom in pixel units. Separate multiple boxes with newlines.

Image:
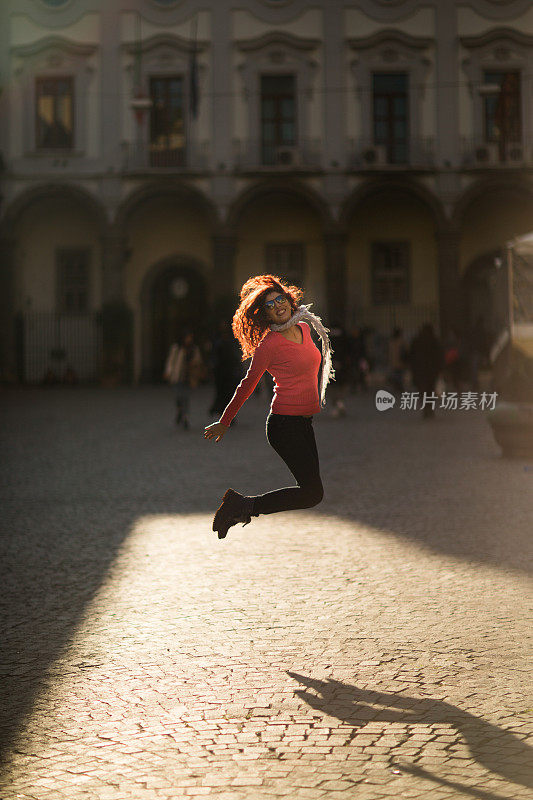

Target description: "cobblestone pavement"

left=1, top=386, right=532, bottom=800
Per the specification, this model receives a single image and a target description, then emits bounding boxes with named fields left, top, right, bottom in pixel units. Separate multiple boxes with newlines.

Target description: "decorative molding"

left=123, top=33, right=209, bottom=56
left=11, top=36, right=97, bottom=58
left=349, top=0, right=429, bottom=23
left=235, top=31, right=320, bottom=53
left=460, top=28, right=533, bottom=50
left=231, top=0, right=319, bottom=24
left=348, top=29, right=432, bottom=52
left=459, top=0, right=533, bottom=21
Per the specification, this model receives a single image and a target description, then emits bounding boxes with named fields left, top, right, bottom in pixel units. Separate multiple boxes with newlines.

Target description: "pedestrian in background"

left=204, top=274, right=334, bottom=540
left=348, top=326, right=369, bottom=393
left=408, top=323, right=444, bottom=419
left=443, top=328, right=467, bottom=393
left=209, top=321, right=243, bottom=419
left=164, top=331, right=205, bottom=430
left=387, top=326, right=408, bottom=395
left=328, top=322, right=351, bottom=417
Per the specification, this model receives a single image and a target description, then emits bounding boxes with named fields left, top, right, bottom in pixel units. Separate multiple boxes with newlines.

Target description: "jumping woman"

left=204, top=274, right=334, bottom=539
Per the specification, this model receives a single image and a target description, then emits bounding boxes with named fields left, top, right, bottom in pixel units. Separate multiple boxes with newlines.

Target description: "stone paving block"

left=1, top=388, right=532, bottom=800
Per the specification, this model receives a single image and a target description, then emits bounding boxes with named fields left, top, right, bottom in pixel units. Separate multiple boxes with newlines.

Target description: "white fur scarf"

left=270, top=304, right=335, bottom=406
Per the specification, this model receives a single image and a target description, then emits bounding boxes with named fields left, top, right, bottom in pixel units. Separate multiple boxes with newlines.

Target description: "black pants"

left=251, top=413, right=324, bottom=516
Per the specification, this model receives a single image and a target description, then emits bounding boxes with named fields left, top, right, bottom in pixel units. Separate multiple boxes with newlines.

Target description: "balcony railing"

left=348, top=137, right=436, bottom=170
left=461, top=137, right=533, bottom=168
left=121, top=141, right=210, bottom=173
left=233, top=138, right=322, bottom=172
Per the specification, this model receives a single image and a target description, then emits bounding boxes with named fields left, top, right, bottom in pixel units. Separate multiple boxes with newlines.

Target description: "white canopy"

left=509, top=232, right=533, bottom=256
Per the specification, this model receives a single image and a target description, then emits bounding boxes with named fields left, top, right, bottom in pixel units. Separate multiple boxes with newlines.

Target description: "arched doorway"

left=142, top=259, right=207, bottom=381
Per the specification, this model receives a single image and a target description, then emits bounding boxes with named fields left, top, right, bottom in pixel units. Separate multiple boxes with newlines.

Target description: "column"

left=210, top=5, right=232, bottom=169
left=212, top=233, right=237, bottom=315
left=100, top=227, right=133, bottom=383
left=322, top=0, right=348, bottom=208
left=324, top=231, right=348, bottom=325
left=322, top=0, right=346, bottom=169
left=436, top=225, right=462, bottom=339
left=100, top=4, right=122, bottom=168
left=101, top=228, right=128, bottom=304
left=0, top=235, right=16, bottom=381
left=435, top=3, right=460, bottom=168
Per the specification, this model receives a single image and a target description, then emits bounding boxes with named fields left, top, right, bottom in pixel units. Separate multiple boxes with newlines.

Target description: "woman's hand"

left=204, top=421, right=229, bottom=442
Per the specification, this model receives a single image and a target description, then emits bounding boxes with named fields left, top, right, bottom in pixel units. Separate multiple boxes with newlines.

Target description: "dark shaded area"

left=288, top=672, right=533, bottom=796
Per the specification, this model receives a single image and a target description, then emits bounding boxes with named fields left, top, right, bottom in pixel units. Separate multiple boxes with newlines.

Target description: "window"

left=265, top=242, right=305, bottom=286
left=483, top=70, right=521, bottom=148
left=371, top=242, right=410, bottom=305
left=57, top=248, right=90, bottom=312
left=260, top=75, right=297, bottom=165
left=36, top=77, right=74, bottom=150
left=373, top=73, right=408, bottom=164
left=150, top=76, right=185, bottom=167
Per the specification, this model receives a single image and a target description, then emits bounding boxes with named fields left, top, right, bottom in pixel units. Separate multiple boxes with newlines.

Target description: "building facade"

left=1, top=0, right=532, bottom=382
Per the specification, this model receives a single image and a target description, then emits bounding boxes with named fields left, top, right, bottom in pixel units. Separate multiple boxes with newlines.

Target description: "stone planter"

left=486, top=401, right=533, bottom=457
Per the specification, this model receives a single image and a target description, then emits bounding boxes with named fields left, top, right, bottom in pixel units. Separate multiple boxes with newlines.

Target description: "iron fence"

left=461, top=136, right=533, bottom=168
left=352, top=303, right=439, bottom=339
left=232, top=138, right=322, bottom=171
left=16, top=312, right=103, bottom=384
left=121, top=140, right=210, bottom=172
left=348, top=137, right=436, bottom=170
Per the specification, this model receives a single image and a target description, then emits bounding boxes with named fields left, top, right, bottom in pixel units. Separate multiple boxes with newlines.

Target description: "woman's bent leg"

left=251, top=415, right=323, bottom=516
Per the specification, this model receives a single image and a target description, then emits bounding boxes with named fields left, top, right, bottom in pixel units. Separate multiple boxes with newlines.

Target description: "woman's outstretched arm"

left=218, top=336, right=272, bottom=426
left=204, top=337, right=272, bottom=445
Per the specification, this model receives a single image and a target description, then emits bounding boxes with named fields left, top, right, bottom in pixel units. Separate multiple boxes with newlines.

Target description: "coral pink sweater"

left=220, top=322, right=322, bottom=426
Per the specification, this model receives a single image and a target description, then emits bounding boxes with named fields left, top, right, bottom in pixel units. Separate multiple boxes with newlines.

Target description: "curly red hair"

left=232, top=274, right=303, bottom=359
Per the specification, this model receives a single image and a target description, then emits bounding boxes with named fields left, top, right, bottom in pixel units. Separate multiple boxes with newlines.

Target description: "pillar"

left=436, top=225, right=462, bottom=340
left=100, top=227, right=133, bottom=384
left=324, top=231, right=348, bottom=325
left=0, top=235, right=16, bottom=381
left=212, top=233, right=237, bottom=318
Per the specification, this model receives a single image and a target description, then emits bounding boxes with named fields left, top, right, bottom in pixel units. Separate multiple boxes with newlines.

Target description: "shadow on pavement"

left=288, top=672, right=533, bottom=797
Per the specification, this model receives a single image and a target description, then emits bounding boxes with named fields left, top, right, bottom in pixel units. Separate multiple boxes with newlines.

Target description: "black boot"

left=213, top=489, right=254, bottom=539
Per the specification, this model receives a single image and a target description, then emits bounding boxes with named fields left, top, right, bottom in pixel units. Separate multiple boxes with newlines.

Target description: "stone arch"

left=226, top=178, right=333, bottom=230
left=340, top=177, right=447, bottom=231
left=452, top=176, right=533, bottom=230
left=455, top=177, right=533, bottom=341
left=115, top=181, right=219, bottom=231
left=1, top=182, right=108, bottom=233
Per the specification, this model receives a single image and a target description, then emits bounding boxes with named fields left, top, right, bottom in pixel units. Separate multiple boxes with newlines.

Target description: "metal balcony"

left=121, top=141, right=210, bottom=173
left=233, top=138, right=322, bottom=172
left=461, top=137, right=533, bottom=169
left=348, top=137, right=436, bottom=171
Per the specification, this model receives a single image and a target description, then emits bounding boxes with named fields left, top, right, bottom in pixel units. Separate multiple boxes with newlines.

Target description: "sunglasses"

left=264, top=294, right=288, bottom=310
